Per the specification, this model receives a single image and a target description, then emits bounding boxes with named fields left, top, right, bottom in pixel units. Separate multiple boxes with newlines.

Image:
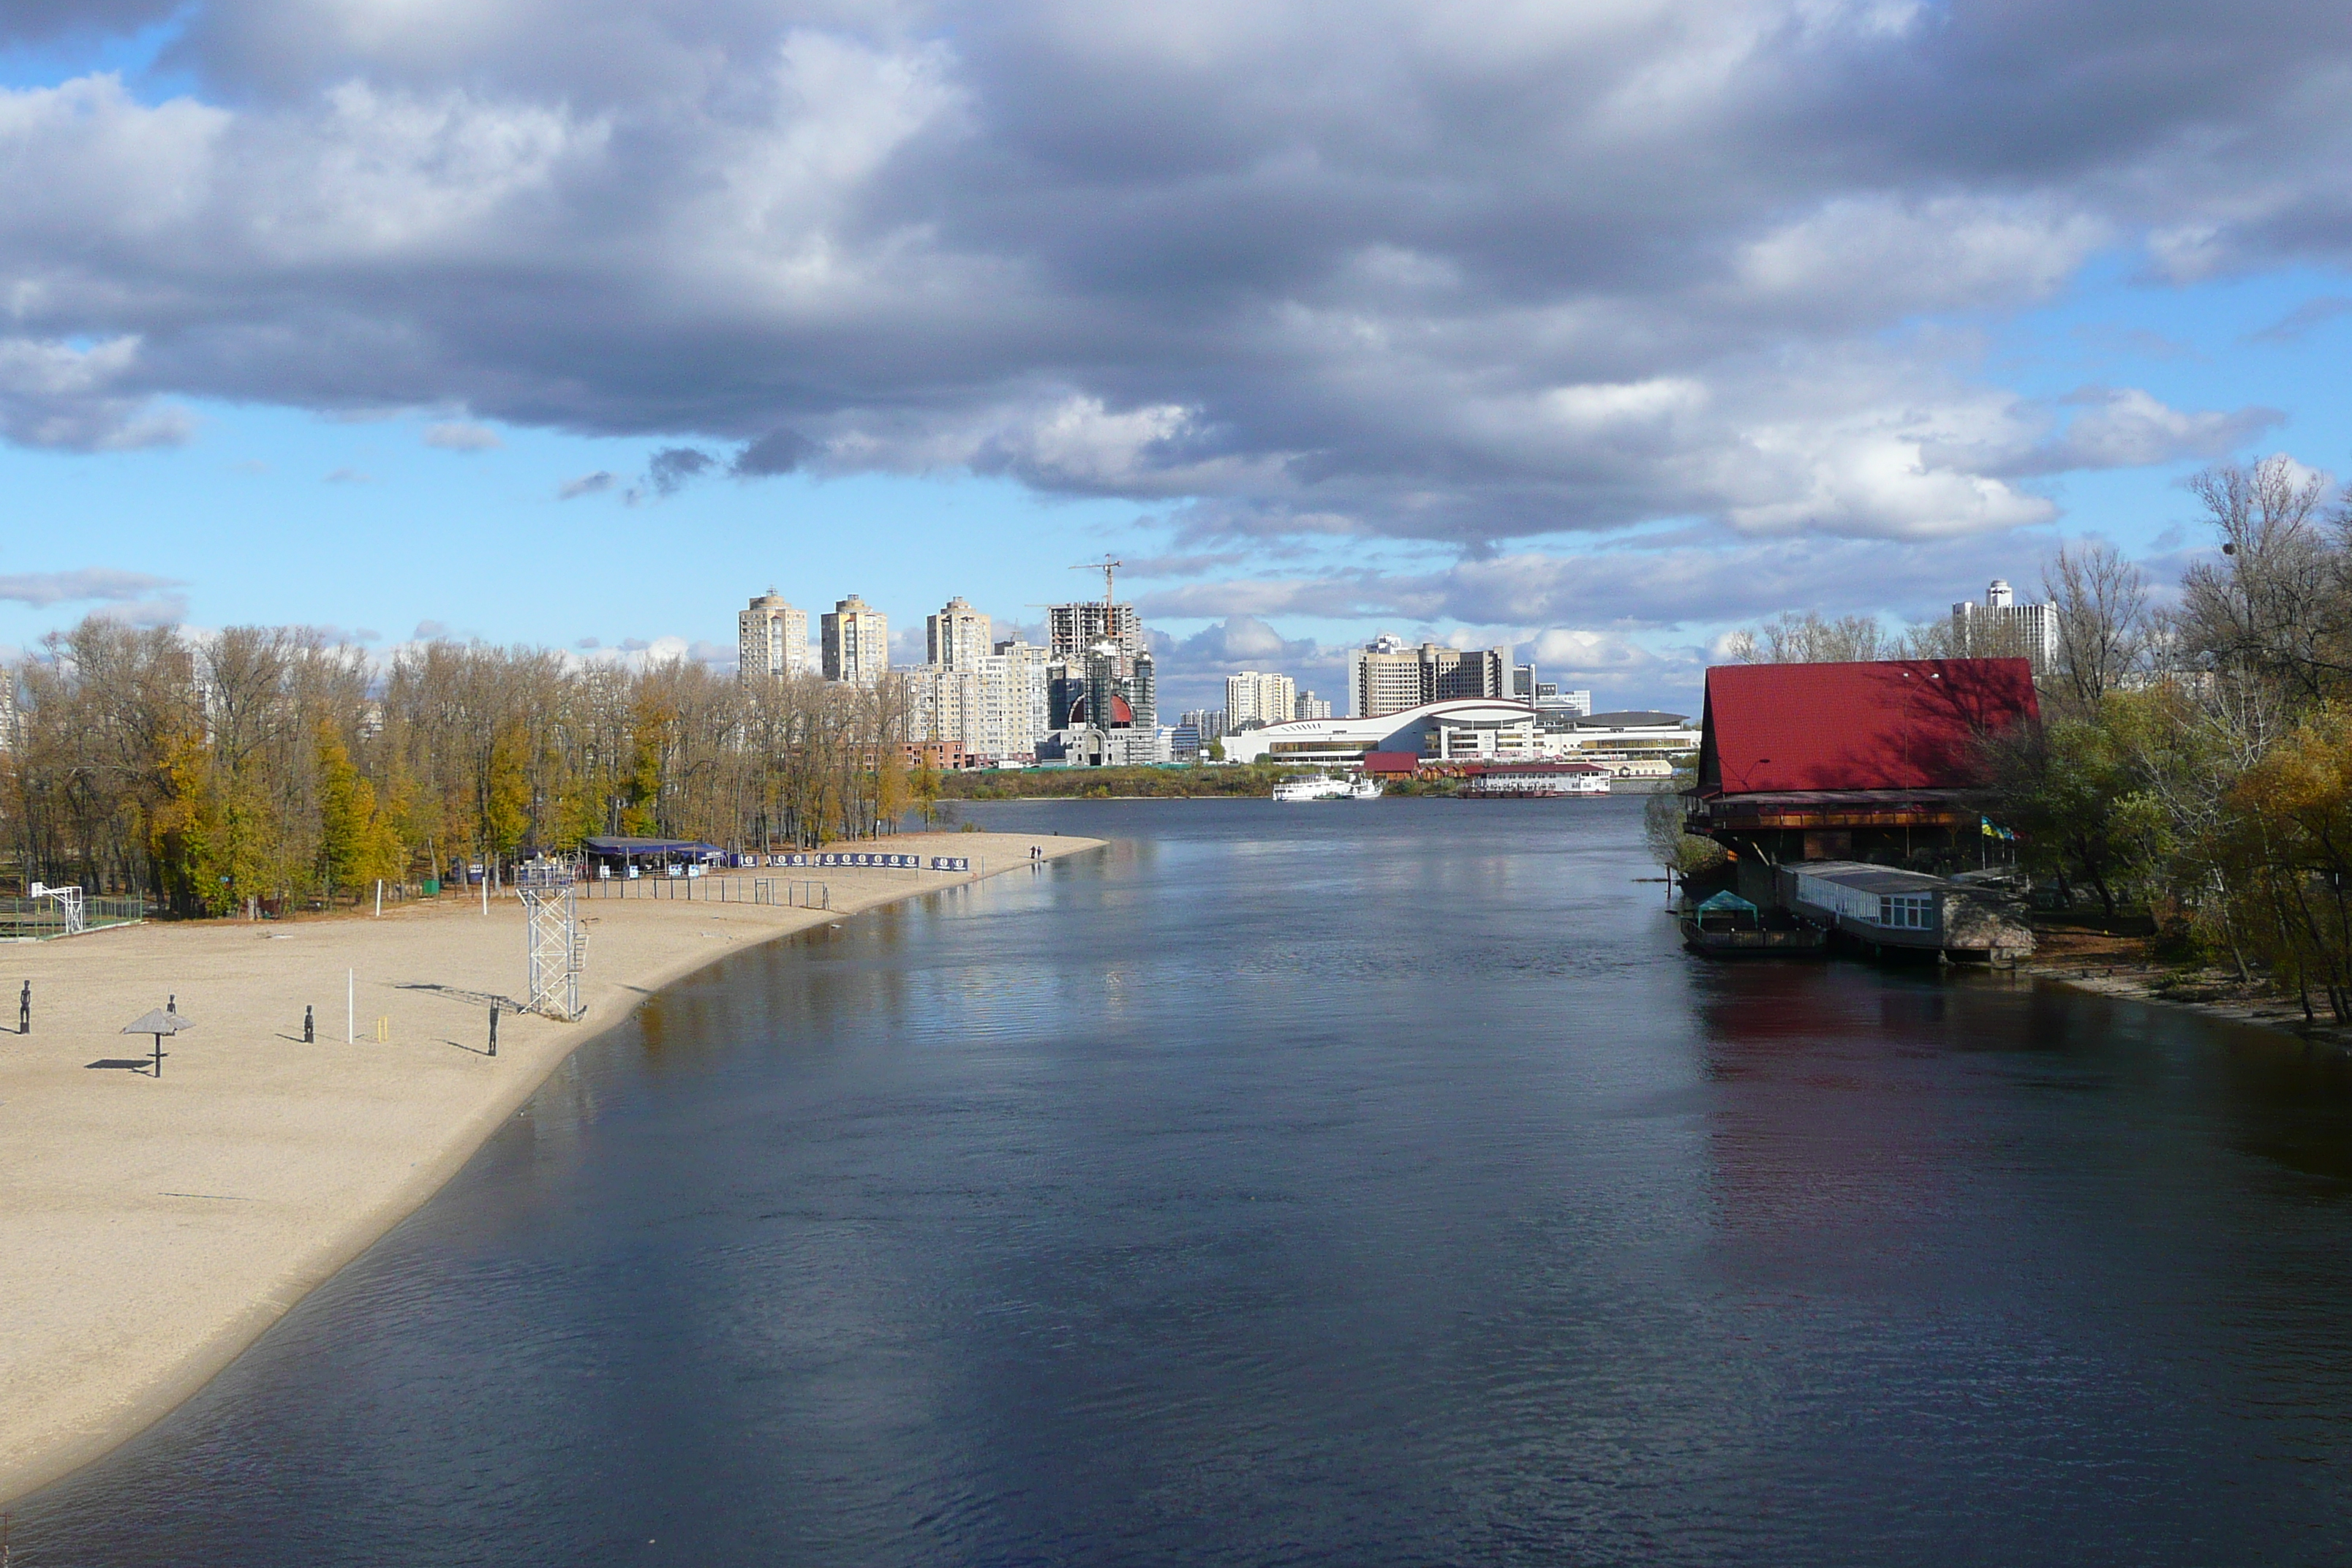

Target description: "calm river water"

left=21, top=798, right=2352, bottom=1564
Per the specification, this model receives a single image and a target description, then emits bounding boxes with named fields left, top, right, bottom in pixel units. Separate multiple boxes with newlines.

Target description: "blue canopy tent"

left=1691, top=889, right=1760, bottom=929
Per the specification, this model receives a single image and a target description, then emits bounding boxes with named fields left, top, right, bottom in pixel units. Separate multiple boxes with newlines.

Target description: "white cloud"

left=0, top=566, right=187, bottom=606
left=422, top=420, right=502, bottom=450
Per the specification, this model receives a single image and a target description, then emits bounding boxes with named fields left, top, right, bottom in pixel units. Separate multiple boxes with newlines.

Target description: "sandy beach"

left=0, top=829, right=1100, bottom=1506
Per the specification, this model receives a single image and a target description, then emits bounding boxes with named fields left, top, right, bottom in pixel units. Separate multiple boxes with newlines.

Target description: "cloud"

left=4, top=0, right=2350, bottom=559
left=733, top=428, right=814, bottom=475
left=412, top=619, right=451, bottom=638
left=557, top=470, right=615, bottom=499
left=2009, top=387, right=2283, bottom=475
left=0, top=567, right=186, bottom=608
left=0, top=336, right=192, bottom=451
left=422, top=420, right=502, bottom=451
left=642, top=445, right=715, bottom=497
left=1139, top=531, right=2051, bottom=633
left=324, top=466, right=373, bottom=483
left=2247, top=297, right=2352, bottom=345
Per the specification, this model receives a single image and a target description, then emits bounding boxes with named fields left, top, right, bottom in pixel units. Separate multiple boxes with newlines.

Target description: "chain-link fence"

left=0, top=894, right=145, bottom=941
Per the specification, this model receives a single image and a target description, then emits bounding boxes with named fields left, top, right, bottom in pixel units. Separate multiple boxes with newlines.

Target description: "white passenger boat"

left=1349, top=777, right=1383, bottom=800
left=1273, top=775, right=1352, bottom=802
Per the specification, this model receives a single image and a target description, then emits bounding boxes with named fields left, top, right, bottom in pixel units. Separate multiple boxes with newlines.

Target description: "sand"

left=0, top=829, right=1100, bottom=1506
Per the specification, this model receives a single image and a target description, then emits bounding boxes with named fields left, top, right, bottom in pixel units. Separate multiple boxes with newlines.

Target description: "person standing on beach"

left=19, top=979, right=29, bottom=1035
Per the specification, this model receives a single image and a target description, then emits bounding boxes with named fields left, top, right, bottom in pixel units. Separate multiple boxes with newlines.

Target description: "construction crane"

left=1071, top=555, right=1122, bottom=614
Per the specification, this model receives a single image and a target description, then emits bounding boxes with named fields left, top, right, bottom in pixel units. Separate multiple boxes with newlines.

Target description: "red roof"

left=1698, top=659, right=2038, bottom=796
left=1362, top=751, right=1421, bottom=775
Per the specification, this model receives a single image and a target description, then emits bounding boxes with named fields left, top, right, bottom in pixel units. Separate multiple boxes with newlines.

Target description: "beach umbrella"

left=122, top=1005, right=193, bottom=1079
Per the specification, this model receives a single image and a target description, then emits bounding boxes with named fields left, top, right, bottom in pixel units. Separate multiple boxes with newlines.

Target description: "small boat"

left=1348, top=777, right=1383, bottom=800
left=1273, top=774, right=1351, bottom=802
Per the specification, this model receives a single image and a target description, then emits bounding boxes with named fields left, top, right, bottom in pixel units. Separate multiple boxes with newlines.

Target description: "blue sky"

left=5, top=1, right=2351, bottom=713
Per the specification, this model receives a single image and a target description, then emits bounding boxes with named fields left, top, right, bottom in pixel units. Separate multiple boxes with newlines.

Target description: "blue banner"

left=929, top=856, right=970, bottom=872
left=769, top=851, right=964, bottom=870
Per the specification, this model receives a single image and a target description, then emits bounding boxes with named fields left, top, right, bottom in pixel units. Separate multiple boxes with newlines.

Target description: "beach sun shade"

left=122, top=1006, right=193, bottom=1078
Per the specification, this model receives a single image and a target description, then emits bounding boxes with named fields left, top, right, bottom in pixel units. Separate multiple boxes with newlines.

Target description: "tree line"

left=1, top=621, right=934, bottom=916
left=1719, top=456, right=2352, bottom=1024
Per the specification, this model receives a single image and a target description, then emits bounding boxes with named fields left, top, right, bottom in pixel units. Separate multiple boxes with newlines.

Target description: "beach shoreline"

left=0, top=830, right=1101, bottom=1507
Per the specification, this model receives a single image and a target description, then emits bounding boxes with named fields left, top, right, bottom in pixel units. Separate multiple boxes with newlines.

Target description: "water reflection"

left=19, top=799, right=2352, bottom=1565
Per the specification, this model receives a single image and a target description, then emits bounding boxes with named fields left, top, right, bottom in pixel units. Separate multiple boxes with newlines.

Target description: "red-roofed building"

left=1689, top=658, right=2038, bottom=874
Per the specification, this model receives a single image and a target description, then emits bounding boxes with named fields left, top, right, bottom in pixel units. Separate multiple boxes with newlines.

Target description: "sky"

left=4, top=1, right=2352, bottom=716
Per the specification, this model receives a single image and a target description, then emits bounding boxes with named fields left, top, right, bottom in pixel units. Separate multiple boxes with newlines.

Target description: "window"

left=1877, top=894, right=1933, bottom=930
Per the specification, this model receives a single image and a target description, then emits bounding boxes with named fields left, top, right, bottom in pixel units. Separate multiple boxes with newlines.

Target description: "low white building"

left=1220, top=698, right=1695, bottom=775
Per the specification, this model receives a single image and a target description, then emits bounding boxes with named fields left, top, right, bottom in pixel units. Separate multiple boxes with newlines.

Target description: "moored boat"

left=1273, top=774, right=1352, bottom=802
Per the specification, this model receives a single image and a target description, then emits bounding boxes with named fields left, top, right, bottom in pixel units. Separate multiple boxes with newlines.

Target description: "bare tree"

left=2176, top=456, right=2348, bottom=703
left=1724, top=611, right=1895, bottom=664
left=2043, top=541, right=2150, bottom=714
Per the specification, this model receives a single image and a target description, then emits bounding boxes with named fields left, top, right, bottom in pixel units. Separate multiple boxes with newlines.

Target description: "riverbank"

left=0, top=830, right=1101, bottom=1507
left=2021, top=918, right=2352, bottom=1048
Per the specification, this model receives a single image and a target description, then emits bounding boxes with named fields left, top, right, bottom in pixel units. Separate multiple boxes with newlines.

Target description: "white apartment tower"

left=983, top=639, right=1053, bottom=761
left=1224, top=671, right=1298, bottom=728
left=1346, top=636, right=1509, bottom=718
left=737, top=591, right=810, bottom=684
left=1951, top=578, right=2058, bottom=671
left=821, top=594, right=889, bottom=685
left=1294, top=690, right=1333, bottom=722
left=927, top=596, right=992, bottom=671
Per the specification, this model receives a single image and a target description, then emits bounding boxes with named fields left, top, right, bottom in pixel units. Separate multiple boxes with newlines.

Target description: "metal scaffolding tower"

left=519, top=885, right=586, bottom=1021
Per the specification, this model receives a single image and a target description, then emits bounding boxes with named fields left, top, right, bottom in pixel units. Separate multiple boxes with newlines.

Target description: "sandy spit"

left=0, top=830, right=1099, bottom=1505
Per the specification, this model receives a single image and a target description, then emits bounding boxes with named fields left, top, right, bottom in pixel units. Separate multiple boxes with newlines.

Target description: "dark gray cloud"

left=733, top=428, right=815, bottom=476
left=638, top=445, right=716, bottom=500
left=2, top=0, right=2348, bottom=552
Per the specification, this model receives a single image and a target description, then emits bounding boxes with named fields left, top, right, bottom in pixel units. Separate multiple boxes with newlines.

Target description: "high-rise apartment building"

left=1294, top=691, right=1333, bottom=721
left=982, top=639, right=1053, bottom=761
left=901, top=663, right=983, bottom=749
left=736, top=591, right=810, bottom=684
left=1951, top=578, right=2058, bottom=671
left=1224, top=671, right=1297, bottom=729
left=1047, top=603, right=1143, bottom=666
left=1346, top=636, right=1509, bottom=717
left=1182, top=709, right=1227, bottom=743
left=927, top=596, right=992, bottom=671
left=821, top=594, right=889, bottom=685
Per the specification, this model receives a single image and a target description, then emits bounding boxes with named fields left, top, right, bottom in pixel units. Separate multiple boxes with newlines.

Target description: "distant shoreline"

left=0, top=830, right=1103, bottom=1507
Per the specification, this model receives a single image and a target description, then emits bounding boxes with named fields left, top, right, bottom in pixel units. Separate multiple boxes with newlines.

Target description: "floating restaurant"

left=1684, top=657, right=2040, bottom=962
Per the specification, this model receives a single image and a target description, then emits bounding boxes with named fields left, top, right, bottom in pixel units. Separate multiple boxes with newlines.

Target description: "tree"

left=2221, top=706, right=2352, bottom=1022
left=2176, top=456, right=2348, bottom=704
left=2043, top=541, right=2151, bottom=715
left=1643, top=777, right=1724, bottom=883
left=1724, top=611, right=1894, bottom=664
left=911, top=752, right=942, bottom=826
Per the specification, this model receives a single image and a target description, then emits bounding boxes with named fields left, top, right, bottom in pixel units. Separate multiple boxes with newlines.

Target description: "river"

left=18, top=797, right=2352, bottom=1564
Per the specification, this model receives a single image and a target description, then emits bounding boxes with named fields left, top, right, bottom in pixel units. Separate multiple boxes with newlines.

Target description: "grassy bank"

left=939, top=764, right=1284, bottom=799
